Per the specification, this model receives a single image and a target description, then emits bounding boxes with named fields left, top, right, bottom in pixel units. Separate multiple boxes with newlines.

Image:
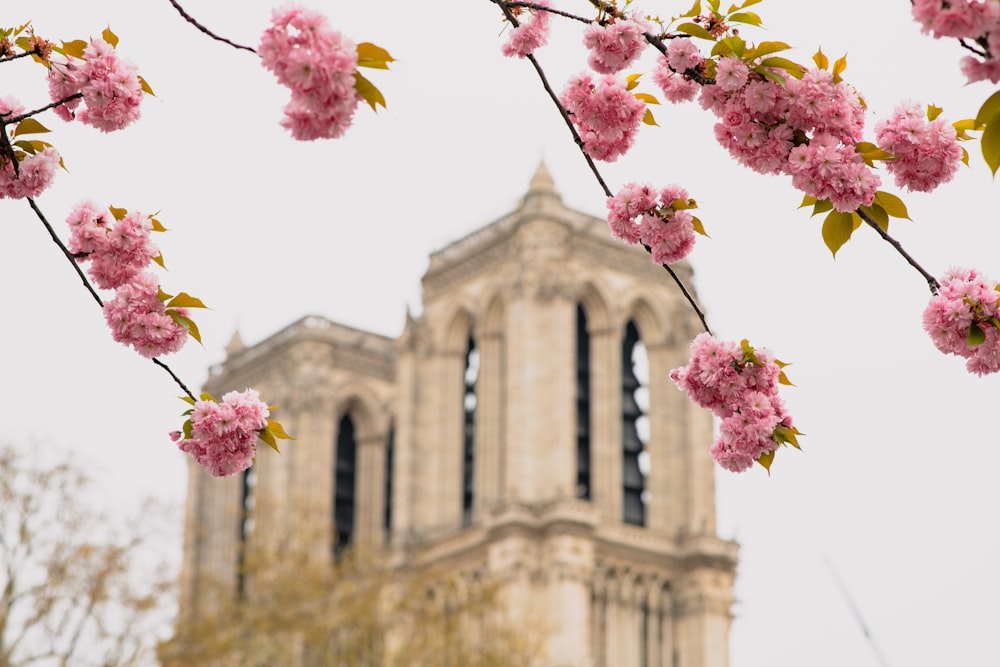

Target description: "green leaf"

left=927, top=104, right=943, bottom=121
left=166, top=309, right=203, bottom=345
left=266, top=419, right=295, bottom=440
left=678, top=0, right=702, bottom=19
left=675, top=22, right=715, bottom=41
left=757, top=56, right=805, bottom=79
left=356, top=42, right=395, bottom=69
left=813, top=48, right=828, bottom=70
left=740, top=0, right=764, bottom=8
left=728, top=11, right=762, bottom=26
left=180, top=395, right=196, bottom=406
left=873, top=190, right=911, bottom=219
left=755, top=66, right=786, bottom=86
left=353, top=72, right=385, bottom=111
left=974, top=90, right=1000, bottom=128
left=13, top=118, right=50, bottom=136
left=182, top=418, right=193, bottom=440
left=821, top=209, right=856, bottom=257
left=101, top=26, right=118, bottom=48
left=981, top=116, right=1000, bottom=176
left=968, top=324, right=986, bottom=346
left=258, top=427, right=281, bottom=454
left=166, top=292, right=208, bottom=309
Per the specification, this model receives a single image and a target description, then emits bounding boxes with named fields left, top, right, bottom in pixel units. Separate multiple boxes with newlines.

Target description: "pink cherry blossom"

left=67, top=202, right=159, bottom=290
left=923, top=267, right=1000, bottom=375
left=606, top=183, right=699, bottom=264
left=501, top=0, right=550, bottom=58
left=102, top=272, right=189, bottom=358
left=560, top=73, right=645, bottom=162
left=582, top=18, right=647, bottom=74
left=47, top=38, right=144, bottom=132
left=875, top=102, right=962, bottom=192
left=175, top=389, right=271, bottom=477
left=259, top=6, right=362, bottom=140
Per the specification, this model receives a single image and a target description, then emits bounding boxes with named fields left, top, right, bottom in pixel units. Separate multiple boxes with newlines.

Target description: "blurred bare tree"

left=0, top=445, right=175, bottom=667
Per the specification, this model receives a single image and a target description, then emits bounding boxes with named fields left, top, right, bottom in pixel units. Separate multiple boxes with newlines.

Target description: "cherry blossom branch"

left=492, top=0, right=713, bottom=334
left=505, top=2, right=590, bottom=24
left=25, top=197, right=197, bottom=401
left=0, top=49, right=43, bottom=63
left=166, top=0, right=257, bottom=54
left=6, top=93, right=83, bottom=125
left=855, top=208, right=940, bottom=294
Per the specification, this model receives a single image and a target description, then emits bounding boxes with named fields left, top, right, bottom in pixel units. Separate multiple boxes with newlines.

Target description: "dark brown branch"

left=490, top=0, right=713, bottom=334
left=25, top=198, right=197, bottom=401
left=166, top=0, right=257, bottom=54
left=6, top=93, right=83, bottom=125
left=856, top=208, right=940, bottom=294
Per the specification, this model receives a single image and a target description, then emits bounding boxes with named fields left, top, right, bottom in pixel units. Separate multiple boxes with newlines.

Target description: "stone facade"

left=177, top=164, right=737, bottom=667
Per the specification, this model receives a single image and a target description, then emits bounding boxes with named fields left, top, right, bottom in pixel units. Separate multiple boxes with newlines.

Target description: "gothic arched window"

left=384, top=422, right=394, bottom=542
left=462, top=335, right=478, bottom=526
left=622, top=320, right=650, bottom=526
left=576, top=304, right=592, bottom=500
left=236, top=465, right=257, bottom=597
left=333, top=414, right=357, bottom=552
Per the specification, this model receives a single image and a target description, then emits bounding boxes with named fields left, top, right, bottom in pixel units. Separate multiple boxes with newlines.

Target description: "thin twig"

left=26, top=198, right=197, bottom=401
left=7, top=93, right=83, bottom=125
left=856, top=208, right=940, bottom=294
left=166, top=0, right=257, bottom=53
left=492, top=0, right=713, bottom=334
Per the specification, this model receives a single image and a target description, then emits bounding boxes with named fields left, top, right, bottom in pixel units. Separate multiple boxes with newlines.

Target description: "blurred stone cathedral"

left=176, top=164, right=737, bottom=667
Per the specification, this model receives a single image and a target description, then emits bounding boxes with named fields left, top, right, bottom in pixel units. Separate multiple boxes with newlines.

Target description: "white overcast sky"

left=4, top=1, right=999, bottom=665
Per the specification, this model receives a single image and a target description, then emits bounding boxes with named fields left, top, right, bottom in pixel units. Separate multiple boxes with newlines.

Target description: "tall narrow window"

left=384, top=423, right=394, bottom=542
left=462, top=335, right=479, bottom=526
left=576, top=304, right=592, bottom=500
left=333, top=414, right=357, bottom=552
left=236, top=465, right=257, bottom=597
left=622, top=321, right=649, bottom=526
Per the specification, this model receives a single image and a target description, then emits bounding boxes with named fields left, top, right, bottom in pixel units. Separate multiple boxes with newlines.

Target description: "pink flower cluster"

left=47, top=38, right=143, bottom=132
left=173, top=389, right=270, bottom=477
left=501, top=0, right=550, bottom=58
left=912, top=0, right=1000, bottom=83
left=103, top=272, right=189, bottom=359
left=923, top=267, right=1000, bottom=375
left=701, top=66, right=878, bottom=212
left=259, top=6, right=362, bottom=140
left=606, top=182, right=697, bottom=264
left=875, top=102, right=962, bottom=193
left=0, top=97, right=60, bottom=200
left=560, top=73, right=646, bottom=162
left=66, top=200, right=158, bottom=290
left=66, top=201, right=187, bottom=359
left=670, top=333, right=795, bottom=473
left=582, top=18, right=647, bottom=73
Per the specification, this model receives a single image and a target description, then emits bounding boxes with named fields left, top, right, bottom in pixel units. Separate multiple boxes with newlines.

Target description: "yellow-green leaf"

left=108, top=204, right=127, bottom=221
left=353, top=72, right=385, bottom=111
left=961, top=145, right=970, bottom=166
left=138, top=75, right=155, bottom=96
left=166, top=292, right=208, bottom=309
left=182, top=418, right=193, bottom=440
left=633, top=92, right=659, bottom=105
left=756, top=449, right=774, bottom=473
left=778, top=370, right=793, bottom=386
left=102, top=26, right=118, bottom=48
left=678, top=0, right=702, bottom=19
left=180, top=395, right=196, bottom=406
left=740, top=0, right=763, bottom=8
left=751, top=41, right=791, bottom=59
left=728, top=11, right=762, bottom=26
left=757, top=56, right=805, bottom=79
left=356, top=42, right=395, bottom=69
left=13, top=118, right=50, bottom=136
left=821, top=209, right=856, bottom=257
left=150, top=216, right=166, bottom=232
left=152, top=252, right=165, bottom=269
left=811, top=199, right=833, bottom=217
left=625, top=72, right=642, bottom=91
left=691, top=216, right=709, bottom=237
left=974, top=90, right=1000, bottom=128
left=755, top=66, right=786, bottom=86
left=675, top=22, right=715, bottom=41
left=873, top=190, right=911, bottom=219
left=953, top=118, right=980, bottom=133
left=968, top=324, right=986, bottom=346
left=813, top=48, right=828, bottom=70
left=266, top=419, right=296, bottom=440
left=927, top=104, right=943, bottom=121
left=860, top=203, right=889, bottom=232
left=167, top=309, right=203, bottom=345
left=641, top=108, right=658, bottom=126
left=831, top=53, right=847, bottom=83
left=258, top=427, right=281, bottom=454
left=60, top=39, right=86, bottom=59
left=799, top=194, right=818, bottom=208
left=981, top=117, right=1000, bottom=176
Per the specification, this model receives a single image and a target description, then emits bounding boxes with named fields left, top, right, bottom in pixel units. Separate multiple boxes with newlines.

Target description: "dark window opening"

left=576, top=304, right=592, bottom=500
left=462, top=335, right=478, bottom=526
left=236, top=465, right=257, bottom=597
left=622, top=321, right=649, bottom=526
left=384, top=423, right=394, bottom=542
left=334, top=414, right=357, bottom=552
